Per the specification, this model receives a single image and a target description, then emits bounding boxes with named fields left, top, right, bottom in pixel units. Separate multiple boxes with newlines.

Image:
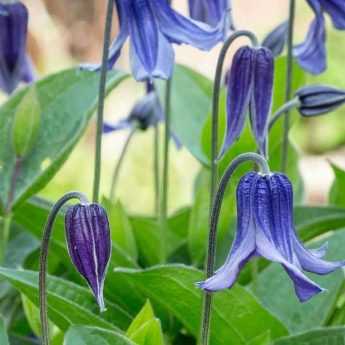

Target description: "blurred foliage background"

left=7, top=0, right=345, bottom=214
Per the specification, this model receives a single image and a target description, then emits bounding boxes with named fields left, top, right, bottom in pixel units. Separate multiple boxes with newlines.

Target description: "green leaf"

left=127, top=300, right=165, bottom=345
left=13, top=197, right=138, bottom=269
left=0, top=68, right=128, bottom=212
left=0, top=317, right=9, bottom=345
left=157, top=65, right=212, bottom=164
left=112, top=264, right=288, bottom=345
left=21, top=294, right=42, bottom=337
left=64, top=326, right=135, bottom=345
left=0, top=267, right=132, bottom=332
left=252, top=230, right=345, bottom=334
left=103, top=199, right=138, bottom=262
left=273, top=327, right=345, bottom=345
left=329, top=163, right=345, bottom=207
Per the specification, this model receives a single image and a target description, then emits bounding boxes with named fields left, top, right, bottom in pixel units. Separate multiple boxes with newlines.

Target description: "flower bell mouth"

left=197, top=171, right=345, bottom=303
left=0, top=1, right=34, bottom=94
left=65, top=203, right=112, bottom=312
left=83, top=0, right=224, bottom=81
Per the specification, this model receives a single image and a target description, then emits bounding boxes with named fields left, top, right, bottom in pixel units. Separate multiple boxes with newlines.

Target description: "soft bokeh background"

left=7, top=0, right=345, bottom=213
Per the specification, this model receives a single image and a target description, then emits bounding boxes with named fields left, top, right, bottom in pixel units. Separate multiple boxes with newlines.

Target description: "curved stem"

left=109, top=127, right=136, bottom=201
left=200, top=152, right=270, bottom=345
left=92, top=0, right=114, bottom=203
left=39, top=192, right=88, bottom=345
left=269, top=98, right=300, bottom=131
left=160, top=79, right=172, bottom=259
left=281, top=0, right=296, bottom=172
left=210, top=30, right=259, bottom=209
left=153, top=123, right=160, bottom=216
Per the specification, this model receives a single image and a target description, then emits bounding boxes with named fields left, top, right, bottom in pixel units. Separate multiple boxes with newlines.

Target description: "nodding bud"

left=295, top=85, right=345, bottom=117
left=65, top=203, right=111, bottom=312
left=262, top=21, right=288, bottom=58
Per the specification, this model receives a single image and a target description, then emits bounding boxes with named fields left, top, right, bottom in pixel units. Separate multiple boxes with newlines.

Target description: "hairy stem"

left=109, top=127, right=136, bottom=201
left=281, top=0, right=296, bottom=172
left=92, top=0, right=114, bottom=203
left=39, top=192, right=88, bottom=345
left=200, top=153, right=270, bottom=345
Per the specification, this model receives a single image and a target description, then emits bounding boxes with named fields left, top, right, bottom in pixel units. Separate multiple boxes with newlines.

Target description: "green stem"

left=109, top=127, right=136, bottom=201
left=0, top=215, right=11, bottom=264
left=39, top=192, right=88, bottom=345
left=281, top=0, right=296, bottom=172
left=200, top=153, right=270, bottom=345
left=269, top=98, right=300, bottom=131
left=160, top=79, right=172, bottom=256
left=92, top=0, right=114, bottom=203
left=154, top=123, right=160, bottom=217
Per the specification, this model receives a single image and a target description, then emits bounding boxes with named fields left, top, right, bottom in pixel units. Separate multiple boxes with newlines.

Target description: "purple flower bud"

left=65, top=203, right=111, bottom=312
left=220, top=46, right=274, bottom=157
left=0, top=1, right=34, bottom=94
left=262, top=21, right=288, bottom=58
left=295, top=85, right=345, bottom=116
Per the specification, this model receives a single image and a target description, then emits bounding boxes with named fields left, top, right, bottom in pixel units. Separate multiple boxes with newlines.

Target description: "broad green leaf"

left=103, top=199, right=138, bottom=262
left=0, top=68, right=128, bottom=213
left=0, top=267, right=132, bottom=332
left=13, top=197, right=138, bottom=269
left=0, top=317, right=9, bottom=345
left=330, top=163, right=345, bottom=207
left=273, top=327, right=345, bottom=345
left=21, top=294, right=42, bottom=337
left=252, top=230, right=345, bottom=334
left=112, top=265, right=288, bottom=345
left=127, top=301, right=164, bottom=345
left=248, top=332, right=271, bottom=345
left=64, top=326, right=135, bottom=345
left=157, top=65, right=212, bottom=164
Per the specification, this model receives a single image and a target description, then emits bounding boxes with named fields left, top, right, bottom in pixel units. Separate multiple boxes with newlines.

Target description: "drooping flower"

left=294, top=0, right=345, bottom=75
left=198, top=172, right=345, bottom=302
left=0, top=1, right=34, bottom=94
left=188, top=0, right=232, bottom=34
left=296, top=85, right=345, bottom=116
left=262, top=21, right=288, bottom=58
left=220, top=46, right=274, bottom=157
left=65, top=203, right=111, bottom=311
left=85, top=0, right=224, bottom=81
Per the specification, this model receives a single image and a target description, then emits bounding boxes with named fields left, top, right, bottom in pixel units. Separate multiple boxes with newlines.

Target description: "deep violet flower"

left=188, top=0, right=232, bottom=34
left=65, top=203, right=111, bottom=311
left=294, top=0, right=345, bottom=75
left=262, top=21, right=288, bottom=58
left=220, top=46, right=274, bottom=157
left=198, top=172, right=345, bottom=302
left=0, top=1, right=34, bottom=94
left=85, top=0, right=224, bottom=81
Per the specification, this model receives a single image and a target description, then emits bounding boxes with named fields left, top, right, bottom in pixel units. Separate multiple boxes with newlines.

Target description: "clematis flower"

left=262, top=22, right=288, bottom=58
left=296, top=85, right=345, bottom=116
left=85, top=0, right=224, bottom=81
left=188, top=0, right=232, bottom=34
left=65, top=203, right=111, bottom=311
left=220, top=46, right=274, bottom=157
left=294, top=0, right=345, bottom=75
left=0, top=1, right=34, bottom=94
left=198, top=171, right=345, bottom=302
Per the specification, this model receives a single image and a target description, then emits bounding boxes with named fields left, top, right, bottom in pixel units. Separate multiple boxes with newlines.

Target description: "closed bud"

left=65, top=203, right=111, bottom=312
left=295, top=85, right=345, bottom=117
left=12, top=86, right=41, bottom=158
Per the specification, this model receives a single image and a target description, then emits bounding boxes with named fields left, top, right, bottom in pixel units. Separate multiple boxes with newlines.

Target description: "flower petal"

left=250, top=47, right=274, bottom=155
left=319, top=0, right=345, bottom=30
left=219, top=46, right=254, bottom=158
left=262, top=21, right=288, bottom=58
left=294, top=2, right=326, bottom=75
left=103, top=119, right=132, bottom=134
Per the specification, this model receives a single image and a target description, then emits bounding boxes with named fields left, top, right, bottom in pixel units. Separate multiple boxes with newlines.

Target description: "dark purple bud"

left=220, top=46, right=274, bottom=157
left=262, top=21, right=288, bottom=58
left=0, top=1, right=34, bottom=94
left=65, top=203, right=111, bottom=311
left=295, top=85, right=345, bottom=116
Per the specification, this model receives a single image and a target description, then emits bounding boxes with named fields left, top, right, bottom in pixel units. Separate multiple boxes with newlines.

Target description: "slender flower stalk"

left=109, top=127, right=136, bottom=201
left=92, top=0, right=114, bottom=203
left=269, top=98, right=301, bottom=131
left=154, top=123, right=160, bottom=216
left=200, top=152, right=270, bottom=345
left=39, top=192, right=88, bottom=345
left=281, top=0, right=296, bottom=172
